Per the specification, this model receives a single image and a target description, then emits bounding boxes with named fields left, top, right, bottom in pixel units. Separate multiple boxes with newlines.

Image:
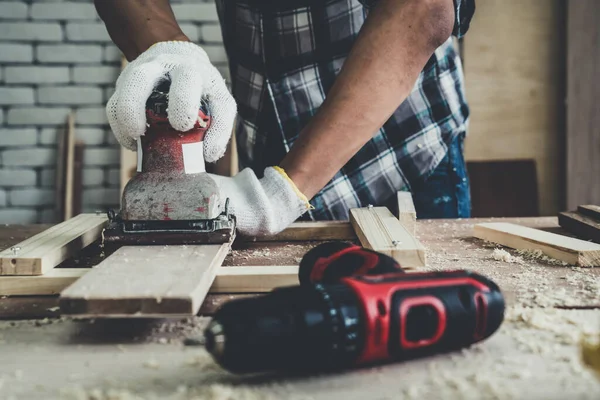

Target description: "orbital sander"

left=103, top=80, right=235, bottom=245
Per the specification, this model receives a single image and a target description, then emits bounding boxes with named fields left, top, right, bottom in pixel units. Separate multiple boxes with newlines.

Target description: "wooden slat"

left=59, top=243, right=230, bottom=318
left=246, top=221, right=357, bottom=242
left=54, top=119, right=67, bottom=221
left=350, top=207, right=426, bottom=268
left=212, top=266, right=298, bottom=293
left=473, top=222, right=600, bottom=267
left=0, top=268, right=88, bottom=296
left=72, top=140, right=84, bottom=216
left=558, top=212, right=600, bottom=244
left=0, top=214, right=107, bottom=276
left=1, top=266, right=299, bottom=296
left=397, top=192, right=417, bottom=235
left=64, top=112, right=75, bottom=220
left=578, top=205, right=600, bottom=221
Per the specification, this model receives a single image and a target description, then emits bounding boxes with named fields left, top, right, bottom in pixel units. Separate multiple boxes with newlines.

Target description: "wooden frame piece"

left=350, top=206, right=426, bottom=268
left=558, top=211, right=600, bottom=244
left=1, top=266, right=299, bottom=296
left=212, top=266, right=298, bottom=293
left=397, top=192, right=417, bottom=235
left=578, top=205, right=600, bottom=221
left=249, top=221, right=357, bottom=242
left=59, top=243, right=230, bottom=318
left=473, top=222, right=600, bottom=267
left=0, top=268, right=88, bottom=296
left=0, top=214, right=108, bottom=276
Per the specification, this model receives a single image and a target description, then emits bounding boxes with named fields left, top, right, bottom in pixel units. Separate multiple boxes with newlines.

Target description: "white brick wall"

left=0, top=0, right=228, bottom=224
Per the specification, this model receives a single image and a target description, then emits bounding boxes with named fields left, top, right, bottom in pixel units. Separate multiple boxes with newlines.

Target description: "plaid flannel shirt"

left=215, top=0, right=475, bottom=220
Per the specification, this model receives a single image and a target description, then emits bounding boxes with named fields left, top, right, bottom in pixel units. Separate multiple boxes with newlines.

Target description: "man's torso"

left=215, top=0, right=471, bottom=220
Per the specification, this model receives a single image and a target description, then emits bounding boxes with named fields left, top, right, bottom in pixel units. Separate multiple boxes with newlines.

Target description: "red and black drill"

left=205, top=242, right=505, bottom=373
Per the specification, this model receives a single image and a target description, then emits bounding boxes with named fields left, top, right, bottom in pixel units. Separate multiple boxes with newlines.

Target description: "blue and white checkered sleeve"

left=358, top=0, right=475, bottom=38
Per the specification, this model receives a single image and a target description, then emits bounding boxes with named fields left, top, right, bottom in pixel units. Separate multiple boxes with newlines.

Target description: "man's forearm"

left=280, top=0, right=455, bottom=199
left=95, top=0, right=188, bottom=61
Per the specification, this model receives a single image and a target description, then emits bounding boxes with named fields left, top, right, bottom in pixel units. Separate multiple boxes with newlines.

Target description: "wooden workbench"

left=1, top=218, right=598, bottom=399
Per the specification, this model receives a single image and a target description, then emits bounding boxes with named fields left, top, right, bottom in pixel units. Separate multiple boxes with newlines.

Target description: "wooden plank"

left=397, top=192, right=417, bottom=235
left=212, top=266, right=298, bottom=293
left=0, top=266, right=299, bottom=296
left=54, top=121, right=66, bottom=221
left=578, top=205, right=600, bottom=221
left=567, top=1, right=600, bottom=209
left=246, top=221, right=357, bottom=242
left=72, top=140, right=84, bottom=216
left=0, top=268, right=88, bottom=296
left=349, top=207, right=426, bottom=268
left=473, top=222, right=600, bottom=267
left=0, top=214, right=107, bottom=276
left=64, top=112, right=76, bottom=220
left=59, top=243, right=230, bottom=318
left=558, top=212, right=600, bottom=244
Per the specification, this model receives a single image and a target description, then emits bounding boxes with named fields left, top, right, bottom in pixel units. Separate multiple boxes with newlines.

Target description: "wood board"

left=59, top=243, right=230, bottom=318
left=248, top=221, right=356, bottom=242
left=0, top=214, right=107, bottom=276
left=579, top=205, right=600, bottom=221
left=211, top=265, right=298, bottom=293
left=1, top=266, right=299, bottom=296
left=397, top=191, right=417, bottom=235
left=558, top=211, right=600, bottom=244
left=0, top=268, right=88, bottom=296
left=473, top=222, right=600, bottom=267
left=64, top=112, right=76, bottom=220
left=350, top=206, right=426, bottom=268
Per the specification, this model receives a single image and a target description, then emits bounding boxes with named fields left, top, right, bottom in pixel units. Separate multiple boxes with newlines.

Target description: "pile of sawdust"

left=491, top=248, right=524, bottom=264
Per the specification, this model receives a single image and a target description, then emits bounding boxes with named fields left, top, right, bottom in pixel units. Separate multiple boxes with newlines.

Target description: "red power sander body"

left=103, top=81, right=235, bottom=246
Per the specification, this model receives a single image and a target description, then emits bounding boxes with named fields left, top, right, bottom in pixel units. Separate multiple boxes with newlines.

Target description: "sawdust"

left=515, top=248, right=570, bottom=266
left=225, top=243, right=316, bottom=266
left=491, top=248, right=523, bottom=264
left=59, top=384, right=277, bottom=400
left=409, top=307, right=600, bottom=399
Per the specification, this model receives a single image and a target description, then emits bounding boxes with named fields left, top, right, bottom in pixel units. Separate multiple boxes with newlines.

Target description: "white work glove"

left=107, top=41, right=236, bottom=162
left=210, top=167, right=312, bottom=236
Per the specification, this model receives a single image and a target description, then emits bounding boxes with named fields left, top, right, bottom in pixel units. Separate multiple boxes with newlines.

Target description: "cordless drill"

left=205, top=243, right=505, bottom=374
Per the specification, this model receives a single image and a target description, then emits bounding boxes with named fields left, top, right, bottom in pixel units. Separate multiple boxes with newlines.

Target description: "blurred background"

left=0, top=0, right=597, bottom=224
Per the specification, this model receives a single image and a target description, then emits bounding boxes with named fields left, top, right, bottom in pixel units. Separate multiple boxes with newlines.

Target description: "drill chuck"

left=205, top=270, right=504, bottom=374
left=205, top=284, right=363, bottom=373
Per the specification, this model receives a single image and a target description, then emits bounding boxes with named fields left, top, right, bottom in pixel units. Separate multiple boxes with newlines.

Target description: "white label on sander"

left=182, top=141, right=205, bottom=174
left=136, top=138, right=143, bottom=172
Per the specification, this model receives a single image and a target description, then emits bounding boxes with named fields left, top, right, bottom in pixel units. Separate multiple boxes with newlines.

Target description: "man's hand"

left=209, top=167, right=311, bottom=236
left=95, top=0, right=236, bottom=163
left=108, top=41, right=236, bottom=162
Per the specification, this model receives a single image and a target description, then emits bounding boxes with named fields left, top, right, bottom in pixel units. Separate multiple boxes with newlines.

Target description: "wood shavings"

left=491, top=248, right=523, bottom=264
left=515, top=248, right=570, bottom=266
left=59, top=384, right=276, bottom=400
